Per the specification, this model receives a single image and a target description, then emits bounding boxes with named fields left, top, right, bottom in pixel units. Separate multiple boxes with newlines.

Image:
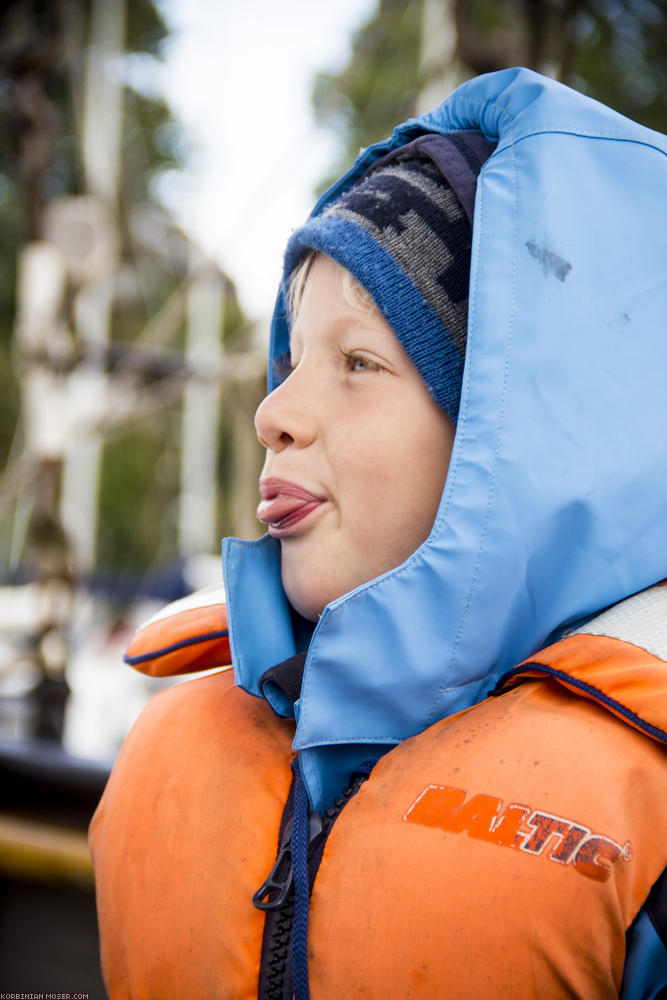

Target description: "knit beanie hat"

left=283, top=131, right=495, bottom=424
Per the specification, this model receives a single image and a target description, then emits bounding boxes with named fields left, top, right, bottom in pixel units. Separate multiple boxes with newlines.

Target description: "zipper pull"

left=253, top=819, right=294, bottom=911
left=253, top=810, right=327, bottom=912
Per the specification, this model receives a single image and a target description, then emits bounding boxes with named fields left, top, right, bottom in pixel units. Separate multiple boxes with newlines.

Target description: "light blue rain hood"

left=223, top=67, right=667, bottom=812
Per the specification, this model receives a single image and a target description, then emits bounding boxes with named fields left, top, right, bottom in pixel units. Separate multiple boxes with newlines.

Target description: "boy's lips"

left=257, top=477, right=326, bottom=536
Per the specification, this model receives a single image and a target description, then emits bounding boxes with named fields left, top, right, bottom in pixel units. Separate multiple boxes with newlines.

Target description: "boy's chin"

left=283, top=578, right=326, bottom=623
left=281, top=547, right=386, bottom=623
left=281, top=566, right=345, bottom=623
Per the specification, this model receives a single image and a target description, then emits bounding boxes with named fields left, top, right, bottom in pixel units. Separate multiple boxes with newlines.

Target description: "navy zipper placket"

left=253, top=758, right=377, bottom=1000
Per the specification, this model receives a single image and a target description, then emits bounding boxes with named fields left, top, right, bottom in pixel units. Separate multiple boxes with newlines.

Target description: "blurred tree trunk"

left=10, top=0, right=125, bottom=740
left=453, top=0, right=583, bottom=79
left=417, top=0, right=463, bottom=114
left=10, top=5, right=71, bottom=741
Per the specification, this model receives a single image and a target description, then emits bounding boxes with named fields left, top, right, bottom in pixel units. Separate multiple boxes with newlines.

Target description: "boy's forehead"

left=288, top=256, right=343, bottom=349
left=288, top=256, right=394, bottom=350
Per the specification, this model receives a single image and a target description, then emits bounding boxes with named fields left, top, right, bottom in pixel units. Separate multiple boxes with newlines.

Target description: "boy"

left=91, top=67, right=667, bottom=998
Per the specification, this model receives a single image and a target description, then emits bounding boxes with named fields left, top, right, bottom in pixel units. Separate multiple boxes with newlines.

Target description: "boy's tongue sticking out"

left=256, top=478, right=325, bottom=533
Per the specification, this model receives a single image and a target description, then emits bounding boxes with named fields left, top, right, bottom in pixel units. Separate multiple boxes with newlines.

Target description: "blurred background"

left=0, top=0, right=665, bottom=993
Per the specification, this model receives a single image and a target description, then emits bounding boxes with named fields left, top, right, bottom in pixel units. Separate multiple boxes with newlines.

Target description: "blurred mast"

left=60, top=0, right=125, bottom=572
left=178, top=261, right=224, bottom=557
left=81, top=0, right=125, bottom=204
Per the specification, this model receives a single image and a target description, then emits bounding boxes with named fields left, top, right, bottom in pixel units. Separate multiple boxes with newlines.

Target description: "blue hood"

left=223, top=67, right=667, bottom=811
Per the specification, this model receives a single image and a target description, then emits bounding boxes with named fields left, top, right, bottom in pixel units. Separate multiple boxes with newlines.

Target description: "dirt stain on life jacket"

left=525, top=240, right=572, bottom=281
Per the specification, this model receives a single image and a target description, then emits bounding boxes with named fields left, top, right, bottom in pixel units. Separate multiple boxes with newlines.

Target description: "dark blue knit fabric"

left=286, top=214, right=464, bottom=418
left=284, top=132, right=495, bottom=424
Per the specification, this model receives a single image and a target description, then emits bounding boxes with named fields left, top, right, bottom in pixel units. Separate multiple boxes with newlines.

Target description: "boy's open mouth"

left=257, top=478, right=325, bottom=534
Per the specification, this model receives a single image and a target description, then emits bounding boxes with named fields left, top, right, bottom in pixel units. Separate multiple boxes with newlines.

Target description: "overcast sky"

left=154, top=0, right=376, bottom=322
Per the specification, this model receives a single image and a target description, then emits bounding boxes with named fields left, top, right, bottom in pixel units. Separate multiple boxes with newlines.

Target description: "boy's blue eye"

left=272, top=351, right=294, bottom=382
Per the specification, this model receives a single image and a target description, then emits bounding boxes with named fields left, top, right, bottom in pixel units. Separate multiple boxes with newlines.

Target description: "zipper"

left=254, top=764, right=376, bottom=1000
left=254, top=811, right=326, bottom=1000
left=257, top=889, right=294, bottom=1000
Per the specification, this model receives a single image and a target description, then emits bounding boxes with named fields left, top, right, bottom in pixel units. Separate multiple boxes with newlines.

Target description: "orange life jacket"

left=90, top=584, right=667, bottom=998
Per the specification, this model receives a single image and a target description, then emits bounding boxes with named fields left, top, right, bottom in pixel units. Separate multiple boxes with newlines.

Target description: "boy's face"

left=255, top=254, right=455, bottom=621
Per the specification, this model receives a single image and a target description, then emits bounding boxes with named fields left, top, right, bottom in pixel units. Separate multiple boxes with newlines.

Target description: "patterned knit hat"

left=284, top=132, right=495, bottom=424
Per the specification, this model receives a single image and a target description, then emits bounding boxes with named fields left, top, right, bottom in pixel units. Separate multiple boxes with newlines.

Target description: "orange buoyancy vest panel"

left=307, top=678, right=667, bottom=999
left=89, top=670, right=295, bottom=1000
left=90, top=667, right=667, bottom=999
left=123, top=583, right=231, bottom=677
left=498, top=580, right=667, bottom=742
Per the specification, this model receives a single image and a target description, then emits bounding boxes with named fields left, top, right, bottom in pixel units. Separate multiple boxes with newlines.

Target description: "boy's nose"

left=254, top=372, right=316, bottom=453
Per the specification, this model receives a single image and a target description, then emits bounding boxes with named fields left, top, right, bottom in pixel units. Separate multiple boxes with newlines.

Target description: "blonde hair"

left=287, top=250, right=375, bottom=320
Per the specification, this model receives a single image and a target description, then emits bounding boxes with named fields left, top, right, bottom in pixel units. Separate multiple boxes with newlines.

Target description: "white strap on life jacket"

left=573, top=581, right=667, bottom=662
